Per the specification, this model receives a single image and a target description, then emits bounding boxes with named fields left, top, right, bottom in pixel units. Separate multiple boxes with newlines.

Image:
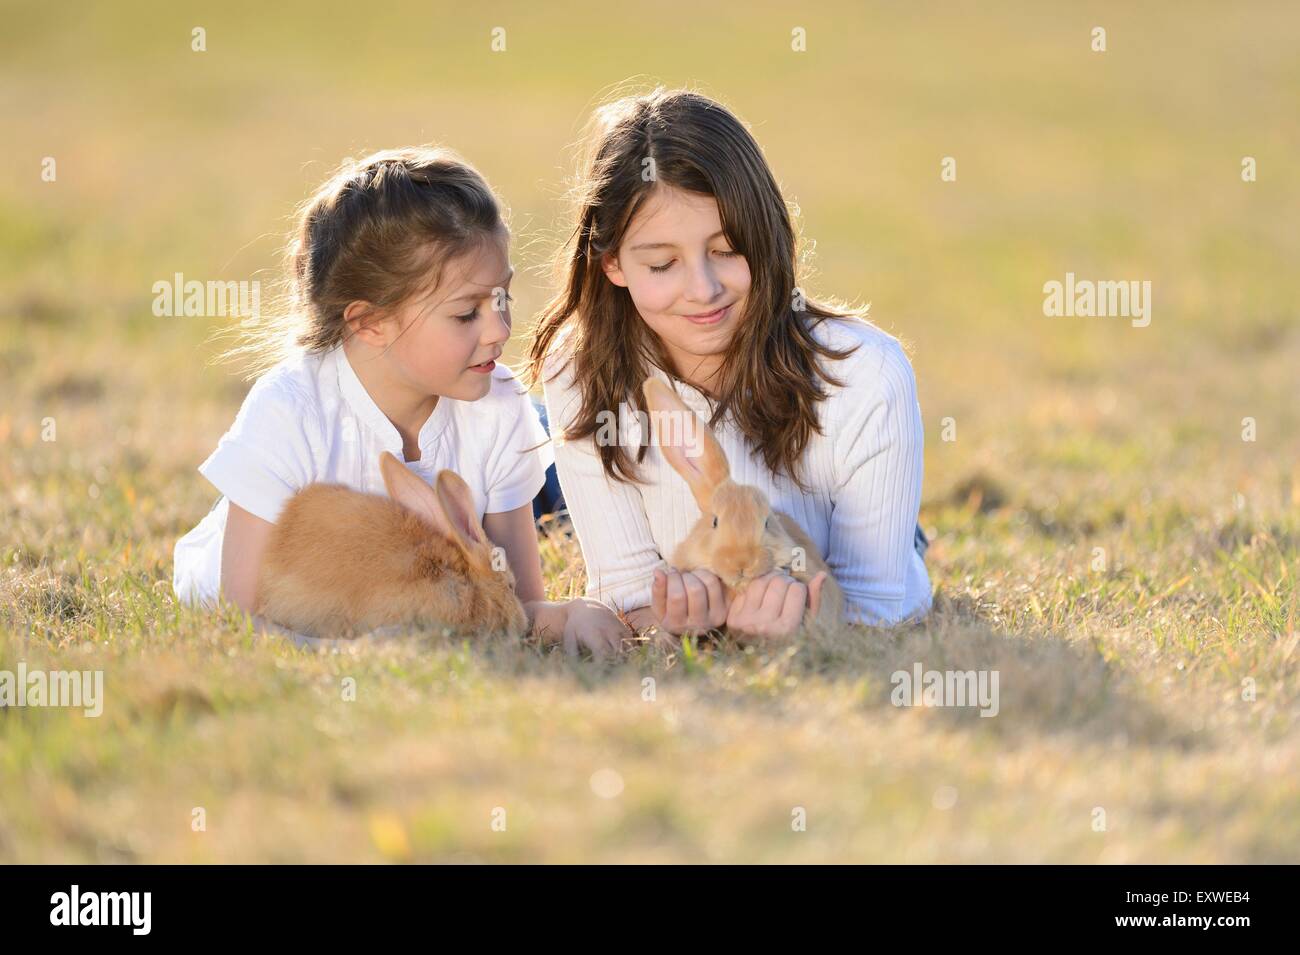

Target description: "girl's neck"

left=663, top=344, right=725, bottom=399
left=343, top=338, right=438, bottom=461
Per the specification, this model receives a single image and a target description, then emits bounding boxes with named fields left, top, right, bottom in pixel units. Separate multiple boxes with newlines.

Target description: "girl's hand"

left=560, top=597, right=631, bottom=660
left=725, top=570, right=827, bottom=643
left=651, top=567, right=729, bottom=636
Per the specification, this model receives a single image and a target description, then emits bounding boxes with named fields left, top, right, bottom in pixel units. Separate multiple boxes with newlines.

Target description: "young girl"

left=173, top=147, right=627, bottom=655
left=529, top=89, right=933, bottom=642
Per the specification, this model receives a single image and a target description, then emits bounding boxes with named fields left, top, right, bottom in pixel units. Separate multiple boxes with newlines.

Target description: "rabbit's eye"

left=712, top=515, right=719, bottom=529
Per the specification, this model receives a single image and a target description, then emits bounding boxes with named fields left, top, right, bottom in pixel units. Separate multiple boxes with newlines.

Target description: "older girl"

left=529, top=89, right=932, bottom=642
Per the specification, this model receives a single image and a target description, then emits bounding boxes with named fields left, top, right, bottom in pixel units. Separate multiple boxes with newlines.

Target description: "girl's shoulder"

left=239, top=348, right=330, bottom=414
left=538, top=329, right=585, bottom=416
left=198, top=350, right=332, bottom=523
left=811, top=315, right=915, bottom=387
left=216, top=349, right=338, bottom=458
left=807, top=315, right=920, bottom=409
left=809, top=315, right=911, bottom=370
left=538, top=325, right=578, bottom=383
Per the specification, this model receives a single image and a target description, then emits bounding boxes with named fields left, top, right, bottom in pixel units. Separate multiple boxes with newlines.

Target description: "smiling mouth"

left=681, top=303, right=733, bottom=324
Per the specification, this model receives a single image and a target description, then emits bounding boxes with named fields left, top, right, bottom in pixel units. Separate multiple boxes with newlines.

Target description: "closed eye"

left=650, top=250, right=738, bottom=273
left=455, top=292, right=514, bottom=323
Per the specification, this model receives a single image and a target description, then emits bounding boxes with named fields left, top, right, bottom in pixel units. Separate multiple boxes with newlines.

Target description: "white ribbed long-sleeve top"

left=541, top=316, right=933, bottom=627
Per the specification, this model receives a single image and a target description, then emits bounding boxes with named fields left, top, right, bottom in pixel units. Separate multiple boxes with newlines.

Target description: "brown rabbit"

left=255, top=451, right=528, bottom=640
left=641, top=377, right=844, bottom=631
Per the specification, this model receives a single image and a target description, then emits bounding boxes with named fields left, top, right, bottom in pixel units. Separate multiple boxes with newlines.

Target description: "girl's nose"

left=683, top=258, right=724, bottom=304
left=484, top=306, right=512, bottom=344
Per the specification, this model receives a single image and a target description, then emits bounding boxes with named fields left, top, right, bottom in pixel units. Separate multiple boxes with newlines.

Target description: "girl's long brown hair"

left=527, top=87, right=866, bottom=492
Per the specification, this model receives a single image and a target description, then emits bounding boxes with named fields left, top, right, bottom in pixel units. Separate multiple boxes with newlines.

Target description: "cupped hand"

left=725, top=570, right=827, bottom=642
left=650, top=566, right=729, bottom=636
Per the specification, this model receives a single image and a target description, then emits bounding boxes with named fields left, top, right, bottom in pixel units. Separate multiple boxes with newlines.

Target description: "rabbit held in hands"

left=255, top=451, right=527, bottom=640
left=641, top=377, right=844, bottom=630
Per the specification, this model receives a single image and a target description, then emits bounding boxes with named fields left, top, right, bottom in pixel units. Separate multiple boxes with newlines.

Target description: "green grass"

left=1, top=0, right=1298, bottom=862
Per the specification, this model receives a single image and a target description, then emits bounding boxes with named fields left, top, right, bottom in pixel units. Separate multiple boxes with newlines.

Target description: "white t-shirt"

left=542, top=316, right=932, bottom=627
left=173, top=345, right=553, bottom=608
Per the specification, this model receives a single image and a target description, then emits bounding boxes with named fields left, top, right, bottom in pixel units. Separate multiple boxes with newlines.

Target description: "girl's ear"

left=343, top=299, right=392, bottom=346
left=601, top=252, right=629, bottom=288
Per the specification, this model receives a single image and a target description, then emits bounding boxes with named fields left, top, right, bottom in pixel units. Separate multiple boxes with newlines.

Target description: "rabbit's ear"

left=378, top=451, right=461, bottom=542
left=432, top=469, right=488, bottom=550
left=642, top=377, right=731, bottom=511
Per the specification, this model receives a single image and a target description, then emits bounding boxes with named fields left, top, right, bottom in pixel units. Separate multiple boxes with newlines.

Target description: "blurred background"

left=1, top=2, right=1297, bottom=862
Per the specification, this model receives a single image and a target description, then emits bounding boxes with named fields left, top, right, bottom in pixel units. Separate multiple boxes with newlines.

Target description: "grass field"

left=1, top=2, right=1297, bottom=862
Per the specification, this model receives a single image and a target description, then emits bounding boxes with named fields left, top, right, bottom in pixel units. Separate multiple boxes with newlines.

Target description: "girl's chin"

left=670, top=321, right=734, bottom=350
left=428, top=372, right=493, bottom=402
left=464, top=367, right=496, bottom=390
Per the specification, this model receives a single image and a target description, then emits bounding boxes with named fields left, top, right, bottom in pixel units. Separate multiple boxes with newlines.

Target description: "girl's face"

left=602, top=186, right=752, bottom=376
left=382, top=233, right=514, bottom=401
